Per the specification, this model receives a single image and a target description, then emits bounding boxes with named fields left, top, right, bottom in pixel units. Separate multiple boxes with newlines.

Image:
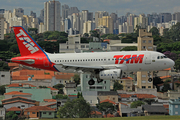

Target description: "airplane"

left=11, top=26, right=175, bottom=85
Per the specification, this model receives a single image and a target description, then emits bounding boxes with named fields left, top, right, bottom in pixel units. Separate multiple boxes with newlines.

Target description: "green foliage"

left=162, top=82, right=171, bottom=92
left=113, top=81, right=123, bottom=91
left=121, top=34, right=137, bottom=43
left=73, top=74, right=80, bottom=85
left=39, top=86, right=47, bottom=88
left=130, top=100, right=145, bottom=108
left=55, top=94, right=68, bottom=99
left=144, top=99, right=155, bottom=105
left=90, top=30, right=99, bottom=38
left=53, top=84, right=64, bottom=94
left=6, top=111, right=18, bottom=120
left=57, top=97, right=91, bottom=118
left=134, top=25, right=141, bottom=37
left=120, top=46, right=137, bottom=51
left=9, top=44, right=19, bottom=54
left=168, top=22, right=180, bottom=41
left=28, top=28, right=38, bottom=34
left=83, top=33, right=89, bottom=37
left=149, top=27, right=160, bottom=36
left=77, top=92, right=83, bottom=98
left=153, top=77, right=163, bottom=92
left=175, top=59, right=180, bottom=70
left=96, top=102, right=116, bottom=118
left=0, top=85, right=6, bottom=95
left=0, top=61, right=10, bottom=71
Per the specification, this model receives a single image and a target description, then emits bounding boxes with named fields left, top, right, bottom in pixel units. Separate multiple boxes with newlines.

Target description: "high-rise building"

left=62, top=4, right=69, bottom=20
left=0, top=14, right=4, bottom=40
left=82, top=10, right=89, bottom=22
left=137, top=29, right=154, bottom=89
left=83, top=20, right=95, bottom=34
left=64, top=18, right=71, bottom=33
left=44, top=0, right=61, bottom=32
left=0, top=9, right=5, bottom=14
left=38, top=9, right=44, bottom=23
left=172, top=12, right=180, bottom=22
left=30, top=11, right=36, bottom=18
left=68, top=7, right=79, bottom=15
left=39, top=22, right=44, bottom=33
left=13, top=8, right=24, bottom=17
left=95, top=11, right=109, bottom=28
left=98, top=16, right=113, bottom=33
left=159, top=13, right=172, bottom=23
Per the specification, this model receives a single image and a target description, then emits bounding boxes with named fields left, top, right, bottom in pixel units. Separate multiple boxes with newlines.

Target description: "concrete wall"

left=0, top=71, right=10, bottom=85
left=4, top=102, right=35, bottom=109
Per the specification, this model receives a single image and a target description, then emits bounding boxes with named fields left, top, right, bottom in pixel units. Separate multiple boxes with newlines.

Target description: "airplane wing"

left=54, top=64, right=128, bottom=72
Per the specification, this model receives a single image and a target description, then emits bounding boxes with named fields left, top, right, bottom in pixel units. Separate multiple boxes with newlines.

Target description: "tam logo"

left=16, top=29, right=39, bottom=54
left=114, top=54, right=144, bottom=64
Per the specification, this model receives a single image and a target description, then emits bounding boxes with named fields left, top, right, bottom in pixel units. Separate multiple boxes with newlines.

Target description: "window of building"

left=148, top=46, right=152, bottom=49
left=1, top=75, right=5, bottom=77
left=143, top=40, right=146, bottom=43
left=142, top=86, right=146, bottom=89
left=86, top=45, right=89, bottom=48
left=148, top=86, right=151, bottom=88
left=175, top=112, right=178, bottom=115
left=121, top=81, right=123, bottom=83
left=43, top=112, right=46, bottom=114
left=142, top=46, right=146, bottom=49
left=148, top=40, right=152, bottom=43
left=104, top=86, right=106, bottom=89
left=19, top=90, right=23, bottom=92
left=21, top=105, right=25, bottom=107
left=49, top=112, right=52, bottom=115
left=142, top=75, right=146, bottom=77
left=27, top=112, right=30, bottom=115
left=67, top=46, right=69, bottom=49
left=74, top=90, right=76, bottom=92
left=81, top=45, right=85, bottom=48
left=175, top=105, right=178, bottom=108
left=97, top=87, right=102, bottom=89
left=32, top=112, right=36, bottom=114
left=104, top=81, right=106, bottom=84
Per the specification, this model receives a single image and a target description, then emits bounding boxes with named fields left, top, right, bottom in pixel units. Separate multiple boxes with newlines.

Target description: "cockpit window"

left=157, top=56, right=160, bottom=59
left=157, top=56, right=168, bottom=59
left=161, top=56, right=164, bottom=59
left=164, top=56, right=168, bottom=58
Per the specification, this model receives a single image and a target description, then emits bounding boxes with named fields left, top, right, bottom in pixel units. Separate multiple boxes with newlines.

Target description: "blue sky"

left=1, top=0, right=180, bottom=17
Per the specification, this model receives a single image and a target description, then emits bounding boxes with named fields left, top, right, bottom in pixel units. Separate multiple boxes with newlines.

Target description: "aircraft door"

left=145, top=53, right=151, bottom=64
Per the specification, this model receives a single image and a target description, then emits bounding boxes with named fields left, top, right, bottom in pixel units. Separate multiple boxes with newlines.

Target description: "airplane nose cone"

left=170, top=59, right=175, bottom=67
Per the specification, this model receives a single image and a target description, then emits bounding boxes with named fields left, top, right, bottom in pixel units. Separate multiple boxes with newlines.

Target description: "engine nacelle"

left=99, top=69, right=123, bottom=80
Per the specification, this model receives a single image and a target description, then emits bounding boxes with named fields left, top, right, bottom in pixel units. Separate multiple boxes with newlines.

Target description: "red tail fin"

left=13, top=26, right=44, bottom=56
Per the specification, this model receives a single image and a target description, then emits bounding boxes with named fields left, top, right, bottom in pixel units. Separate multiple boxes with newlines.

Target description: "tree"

left=55, top=94, right=68, bottom=99
left=169, top=22, right=180, bottom=41
left=57, top=97, right=91, bottom=118
left=0, top=61, right=10, bottom=71
left=73, top=74, right=80, bottom=85
left=9, top=44, right=20, bottom=54
left=84, top=33, right=89, bottom=38
left=96, top=102, right=116, bottom=118
left=120, top=46, right=137, bottom=51
left=77, top=92, right=83, bottom=98
left=113, top=81, right=123, bottom=91
left=90, top=30, right=99, bottom=38
left=6, top=111, right=18, bottom=120
left=175, top=59, right=180, bottom=70
left=134, top=25, right=141, bottom=37
left=0, top=85, right=6, bottom=95
left=130, top=101, right=145, bottom=108
left=153, top=77, right=163, bottom=91
left=53, top=84, right=64, bottom=94
left=162, top=82, right=171, bottom=92
left=144, top=99, right=155, bottom=105
left=149, top=27, right=160, bottom=36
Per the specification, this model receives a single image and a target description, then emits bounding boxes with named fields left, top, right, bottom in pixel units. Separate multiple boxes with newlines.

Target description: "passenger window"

left=157, top=56, right=160, bottom=59
left=57, top=60, right=59, bottom=62
left=55, top=60, right=56, bottom=62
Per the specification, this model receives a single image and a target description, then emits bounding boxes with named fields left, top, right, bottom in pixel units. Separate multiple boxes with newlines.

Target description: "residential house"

left=2, top=96, right=36, bottom=110
left=118, top=77, right=134, bottom=91
left=119, top=102, right=143, bottom=117
left=160, top=75, right=171, bottom=82
left=63, top=83, right=77, bottom=95
left=156, top=68, right=171, bottom=77
left=0, top=71, right=11, bottom=85
left=167, top=88, right=180, bottom=99
left=82, top=91, right=98, bottom=106
left=97, top=91, right=118, bottom=104
left=4, top=91, right=32, bottom=99
left=0, top=107, right=5, bottom=120
left=6, top=84, right=52, bottom=102
left=24, top=106, right=56, bottom=119
left=40, top=99, right=57, bottom=110
left=169, top=97, right=180, bottom=115
left=142, top=104, right=168, bottom=116
left=6, top=107, right=22, bottom=117
left=47, top=87, right=59, bottom=96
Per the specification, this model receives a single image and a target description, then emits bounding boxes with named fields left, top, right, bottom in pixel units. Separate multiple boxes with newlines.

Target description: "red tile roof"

left=7, top=83, right=36, bottom=87
left=8, top=63, right=19, bottom=67
left=7, top=107, right=21, bottom=111
left=91, top=111, right=102, bottom=115
left=100, top=99, right=116, bottom=105
left=103, top=113, right=114, bottom=118
left=120, top=102, right=128, bottom=106
left=2, top=100, right=36, bottom=105
left=160, top=75, right=171, bottom=79
left=44, top=99, right=57, bottom=102
left=119, top=94, right=156, bottom=99
left=1, top=96, right=35, bottom=102
left=121, top=77, right=134, bottom=80
left=48, top=87, right=58, bottom=91
left=24, top=106, right=55, bottom=111
left=45, top=103, right=57, bottom=107
left=4, top=91, right=32, bottom=95
left=163, top=104, right=169, bottom=109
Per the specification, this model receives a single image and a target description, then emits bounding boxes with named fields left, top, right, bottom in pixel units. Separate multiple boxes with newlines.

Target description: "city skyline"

left=1, top=0, right=180, bottom=17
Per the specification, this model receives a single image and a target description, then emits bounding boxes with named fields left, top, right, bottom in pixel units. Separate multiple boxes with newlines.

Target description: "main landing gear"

left=88, top=73, right=104, bottom=85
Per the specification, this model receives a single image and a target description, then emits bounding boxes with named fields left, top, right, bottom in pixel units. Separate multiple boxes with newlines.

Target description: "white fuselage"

left=47, top=51, right=174, bottom=73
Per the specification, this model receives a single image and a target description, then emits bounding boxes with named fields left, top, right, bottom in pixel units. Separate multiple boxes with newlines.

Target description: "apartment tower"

left=44, top=0, right=61, bottom=32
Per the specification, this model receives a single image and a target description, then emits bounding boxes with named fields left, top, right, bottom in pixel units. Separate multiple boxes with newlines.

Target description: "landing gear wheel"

left=88, top=79, right=95, bottom=85
left=148, top=78, right=153, bottom=82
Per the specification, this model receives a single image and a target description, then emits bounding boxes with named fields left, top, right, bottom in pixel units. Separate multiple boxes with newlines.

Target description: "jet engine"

left=99, top=69, right=123, bottom=80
